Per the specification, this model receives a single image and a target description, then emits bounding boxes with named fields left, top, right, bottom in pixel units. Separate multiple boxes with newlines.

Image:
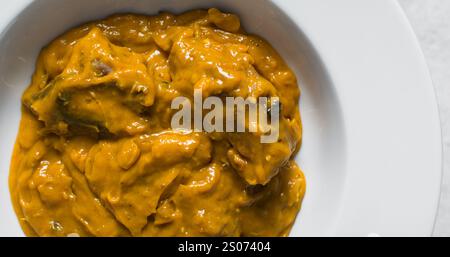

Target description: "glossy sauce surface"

left=9, top=8, right=305, bottom=236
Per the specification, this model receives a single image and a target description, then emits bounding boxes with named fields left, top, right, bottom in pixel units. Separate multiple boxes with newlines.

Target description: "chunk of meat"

left=23, top=28, right=155, bottom=136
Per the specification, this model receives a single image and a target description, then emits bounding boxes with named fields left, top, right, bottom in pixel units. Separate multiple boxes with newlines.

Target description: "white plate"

left=0, top=0, right=442, bottom=236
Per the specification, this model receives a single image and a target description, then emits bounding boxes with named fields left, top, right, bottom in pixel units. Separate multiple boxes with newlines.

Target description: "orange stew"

left=9, top=8, right=305, bottom=236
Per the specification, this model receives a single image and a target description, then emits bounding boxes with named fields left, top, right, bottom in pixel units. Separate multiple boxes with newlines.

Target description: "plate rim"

left=0, top=0, right=443, bottom=236
left=273, top=0, right=443, bottom=236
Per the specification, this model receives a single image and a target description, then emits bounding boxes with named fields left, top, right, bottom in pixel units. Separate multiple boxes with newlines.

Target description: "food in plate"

left=9, top=8, right=305, bottom=236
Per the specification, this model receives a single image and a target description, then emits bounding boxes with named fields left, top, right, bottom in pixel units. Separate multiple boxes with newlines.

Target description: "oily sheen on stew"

left=9, top=8, right=305, bottom=236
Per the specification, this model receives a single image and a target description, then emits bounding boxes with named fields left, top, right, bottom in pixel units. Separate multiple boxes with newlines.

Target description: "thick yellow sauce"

left=9, top=8, right=305, bottom=236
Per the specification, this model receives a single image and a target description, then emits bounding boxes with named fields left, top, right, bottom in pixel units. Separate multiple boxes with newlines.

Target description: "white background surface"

left=399, top=0, right=450, bottom=236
